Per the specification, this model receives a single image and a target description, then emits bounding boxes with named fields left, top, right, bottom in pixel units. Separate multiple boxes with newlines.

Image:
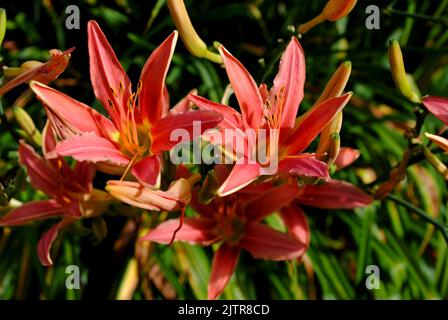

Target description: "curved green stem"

left=387, top=194, right=448, bottom=244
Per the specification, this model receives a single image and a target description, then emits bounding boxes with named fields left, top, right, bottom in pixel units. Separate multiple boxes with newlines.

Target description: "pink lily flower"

left=189, top=37, right=352, bottom=196
left=142, top=166, right=307, bottom=299
left=30, top=21, right=222, bottom=186
left=0, top=123, right=111, bottom=266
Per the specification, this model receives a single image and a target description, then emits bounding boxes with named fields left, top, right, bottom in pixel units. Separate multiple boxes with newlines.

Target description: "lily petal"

left=42, top=121, right=57, bottom=156
left=280, top=204, right=310, bottom=248
left=218, top=46, right=263, bottom=129
left=139, top=31, right=178, bottom=124
left=49, top=132, right=129, bottom=166
left=286, top=93, right=352, bottom=155
left=30, top=81, right=117, bottom=139
left=72, top=161, right=96, bottom=192
left=140, top=218, right=216, bottom=245
left=18, top=141, right=59, bottom=196
left=334, top=147, right=360, bottom=170
left=150, top=110, right=223, bottom=154
left=425, top=132, right=448, bottom=152
left=0, top=200, right=64, bottom=226
left=244, top=183, right=299, bottom=221
left=131, top=155, right=161, bottom=187
left=217, top=163, right=261, bottom=197
left=297, top=180, right=373, bottom=209
left=171, top=89, right=197, bottom=114
left=274, top=37, right=306, bottom=129
left=37, top=219, right=72, bottom=266
left=278, top=156, right=330, bottom=180
left=240, top=221, right=306, bottom=260
left=188, top=94, right=244, bottom=130
left=208, top=243, right=240, bottom=300
left=422, top=96, right=448, bottom=125
left=88, top=20, right=132, bottom=124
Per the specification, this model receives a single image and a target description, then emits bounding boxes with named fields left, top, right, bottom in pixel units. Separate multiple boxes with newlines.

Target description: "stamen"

left=110, top=86, right=118, bottom=98
left=120, top=154, right=139, bottom=181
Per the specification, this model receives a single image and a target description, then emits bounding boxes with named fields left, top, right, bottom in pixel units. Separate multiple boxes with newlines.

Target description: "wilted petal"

left=218, top=46, right=263, bottom=129
left=140, top=218, right=216, bottom=244
left=88, top=21, right=132, bottom=124
left=273, top=37, right=306, bottom=129
left=244, top=183, right=299, bottom=221
left=296, top=180, right=373, bottom=209
left=240, top=222, right=306, bottom=260
left=131, top=155, right=161, bottom=187
left=280, top=204, right=310, bottom=248
left=425, top=133, right=448, bottom=152
left=278, top=156, right=329, bottom=180
left=30, top=81, right=117, bottom=139
left=49, top=132, right=129, bottom=166
left=208, top=243, right=240, bottom=300
left=422, top=96, right=448, bottom=125
left=150, top=110, right=223, bottom=154
left=0, top=48, right=73, bottom=96
left=334, top=147, right=360, bottom=170
left=18, top=141, right=59, bottom=196
left=106, top=180, right=184, bottom=211
left=140, top=31, right=178, bottom=124
left=217, top=163, right=261, bottom=197
left=0, top=200, right=64, bottom=226
left=286, top=93, right=352, bottom=155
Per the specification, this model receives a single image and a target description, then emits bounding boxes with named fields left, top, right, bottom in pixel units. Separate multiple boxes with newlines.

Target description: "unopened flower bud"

left=326, top=133, right=341, bottom=166
left=0, top=9, right=6, bottom=47
left=298, top=0, right=357, bottom=34
left=316, top=61, right=352, bottom=105
left=167, top=0, right=222, bottom=64
left=388, top=40, right=421, bottom=103
left=316, top=61, right=351, bottom=157
left=423, top=146, right=448, bottom=180
left=13, top=106, right=42, bottom=146
left=323, top=0, right=358, bottom=21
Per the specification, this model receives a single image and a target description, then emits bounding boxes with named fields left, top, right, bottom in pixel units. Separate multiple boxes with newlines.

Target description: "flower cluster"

left=0, top=1, right=372, bottom=300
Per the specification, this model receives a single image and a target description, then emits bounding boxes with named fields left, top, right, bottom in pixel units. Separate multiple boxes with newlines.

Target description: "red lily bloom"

left=0, top=124, right=110, bottom=266
left=30, top=21, right=222, bottom=186
left=189, top=37, right=352, bottom=196
left=142, top=166, right=307, bottom=299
